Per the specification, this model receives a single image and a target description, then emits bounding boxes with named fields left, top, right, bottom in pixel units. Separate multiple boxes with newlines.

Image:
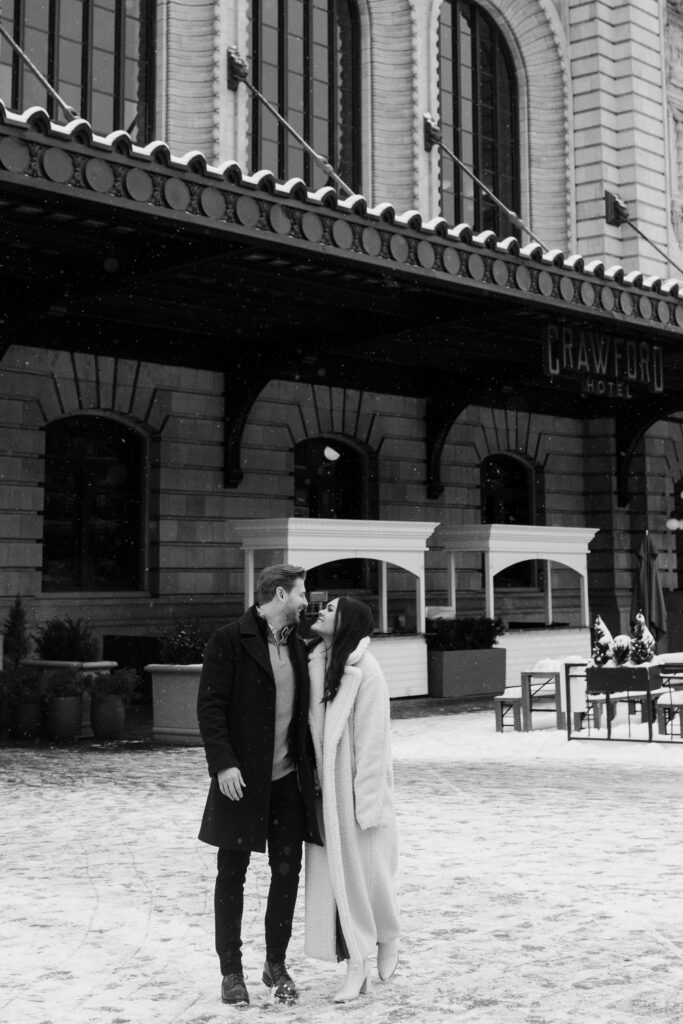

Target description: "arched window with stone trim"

left=480, top=451, right=544, bottom=588
left=42, top=415, right=145, bottom=592
left=0, top=1, right=156, bottom=143
left=438, top=0, right=519, bottom=235
left=294, top=434, right=377, bottom=590
left=249, top=0, right=360, bottom=189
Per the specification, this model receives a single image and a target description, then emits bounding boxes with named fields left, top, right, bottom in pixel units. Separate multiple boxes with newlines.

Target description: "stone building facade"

left=2, top=0, right=683, bottom=668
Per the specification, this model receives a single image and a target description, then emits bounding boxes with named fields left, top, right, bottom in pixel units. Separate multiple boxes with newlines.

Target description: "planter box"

left=145, top=664, right=203, bottom=746
left=427, top=648, right=506, bottom=699
left=586, top=664, right=661, bottom=694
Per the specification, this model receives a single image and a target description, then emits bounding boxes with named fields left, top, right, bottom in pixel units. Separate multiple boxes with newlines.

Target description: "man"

left=197, top=564, right=322, bottom=1006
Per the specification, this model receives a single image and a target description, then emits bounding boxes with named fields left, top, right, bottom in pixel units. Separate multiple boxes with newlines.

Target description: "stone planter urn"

left=90, top=694, right=126, bottom=741
left=145, top=664, right=203, bottom=746
left=22, top=660, right=118, bottom=739
left=10, top=698, right=42, bottom=740
left=44, top=694, right=82, bottom=743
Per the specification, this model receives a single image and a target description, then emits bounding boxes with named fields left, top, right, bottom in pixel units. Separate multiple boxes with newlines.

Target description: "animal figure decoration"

left=630, top=610, right=656, bottom=664
left=590, top=614, right=614, bottom=666
left=610, top=634, right=632, bottom=665
left=588, top=611, right=658, bottom=667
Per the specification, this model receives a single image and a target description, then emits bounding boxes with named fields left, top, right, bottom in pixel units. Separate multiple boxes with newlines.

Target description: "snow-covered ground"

left=2, top=708, right=683, bottom=1024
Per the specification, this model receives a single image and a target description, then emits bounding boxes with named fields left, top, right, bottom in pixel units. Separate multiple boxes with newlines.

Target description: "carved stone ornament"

left=667, top=23, right=683, bottom=90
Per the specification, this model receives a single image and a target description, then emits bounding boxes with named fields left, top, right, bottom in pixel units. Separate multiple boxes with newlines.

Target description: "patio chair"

left=493, top=683, right=523, bottom=732
left=560, top=659, right=605, bottom=732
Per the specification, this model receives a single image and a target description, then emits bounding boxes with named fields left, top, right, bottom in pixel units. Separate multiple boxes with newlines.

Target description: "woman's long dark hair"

left=323, top=596, right=375, bottom=703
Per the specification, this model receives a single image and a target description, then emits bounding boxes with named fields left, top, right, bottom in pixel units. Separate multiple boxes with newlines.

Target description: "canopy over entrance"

left=429, top=524, right=599, bottom=626
left=230, top=517, right=439, bottom=632
left=2, top=111, right=683, bottom=501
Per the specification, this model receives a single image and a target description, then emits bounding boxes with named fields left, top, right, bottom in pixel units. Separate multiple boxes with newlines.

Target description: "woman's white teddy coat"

left=304, top=637, right=400, bottom=965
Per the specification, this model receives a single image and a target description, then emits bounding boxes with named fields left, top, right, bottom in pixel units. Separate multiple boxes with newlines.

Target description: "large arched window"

left=438, top=0, right=519, bottom=235
left=481, top=453, right=544, bottom=588
left=294, top=435, right=377, bottom=590
left=42, top=416, right=145, bottom=592
left=250, top=0, right=360, bottom=190
left=0, top=1, right=155, bottom=143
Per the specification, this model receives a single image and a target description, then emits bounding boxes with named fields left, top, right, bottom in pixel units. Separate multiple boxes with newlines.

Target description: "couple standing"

left=196, top=563, right=400, bottom=1006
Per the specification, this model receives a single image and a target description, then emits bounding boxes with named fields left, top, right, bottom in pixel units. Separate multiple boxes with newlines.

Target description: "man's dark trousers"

left=215, top=771, right=306, bottom=973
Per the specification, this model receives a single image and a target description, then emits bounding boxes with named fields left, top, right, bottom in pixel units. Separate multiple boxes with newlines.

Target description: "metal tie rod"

left=0, top=24, right=79, bottom=120
left=423, top=113, right=548, bottom=251
left=227, top=47, right=354, bottom=198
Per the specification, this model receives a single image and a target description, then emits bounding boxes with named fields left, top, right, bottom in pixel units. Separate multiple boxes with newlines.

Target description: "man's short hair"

left=257, top=564, right=306, bottom=604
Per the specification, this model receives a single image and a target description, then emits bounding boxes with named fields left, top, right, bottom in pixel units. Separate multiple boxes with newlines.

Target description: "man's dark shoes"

left=221, top=971, right=249, bottom=1005
left=262, top=959, right=299, bottom=1004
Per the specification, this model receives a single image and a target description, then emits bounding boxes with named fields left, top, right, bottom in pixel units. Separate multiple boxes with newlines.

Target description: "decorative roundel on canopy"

left=163, top=177, right=190, bottom=211
left=84, top=158, right=115, bottom=193
left=0, top=136, right=30, bottom=173
left=638, top=296, right=652, bottom=321
left=389, top=233, right=409, bottom=263
left=600, top=287, right=615, bottom=312
left=199, top=187, right=226, bottom=219
left=331, top=218, right=354, bottom=249
left=302, top=212, right=324, bottom=242
left=580, top=282, right=595, bottom=307
left=468, top=253, right=486, bottom=281
left=235, top=195, right=260, bottom=227
left=492, top=260, right=509, bottom=287
left=42, top=147, right=73, bottom=183
left=657, top=300, right=671, bottom=325
left=514, top=264, right=532, bottom=291
left=269, top=204, right=291, bottom=235
left=417, top=240, right=435, bottom=269
left=124, top=167, right=153, bottom=202
left=619, top=291, right=633, bottom=315
left=442, top=247, right=460, bottom=275
left=537, top=269, right=554, bottom=296
left=559, top=276, right=575, bottom=302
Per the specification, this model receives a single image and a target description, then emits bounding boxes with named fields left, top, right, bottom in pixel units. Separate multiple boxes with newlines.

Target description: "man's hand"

left=217, top=766, right=246, bottom=801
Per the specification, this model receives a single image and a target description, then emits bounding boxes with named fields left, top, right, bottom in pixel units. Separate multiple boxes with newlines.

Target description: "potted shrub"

left=426, top=615, right=506, bottom=699
left=2, top=666, right=42, bottom=740
left=2, top=596, right=31, bottom=670
left=40, top=667, right=86, bottom=743
left=145, top=621, right=210, bottom=746
left=32, top=614, right=99, bottom=662
left=88, top=668, right=141, bottom=741
left=24, top=614, right=117, bottom=739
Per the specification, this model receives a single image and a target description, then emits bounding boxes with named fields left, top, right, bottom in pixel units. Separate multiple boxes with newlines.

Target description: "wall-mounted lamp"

left=666, top=515, right=681, bottom=532
left=323, top=446, right=341, bottom=462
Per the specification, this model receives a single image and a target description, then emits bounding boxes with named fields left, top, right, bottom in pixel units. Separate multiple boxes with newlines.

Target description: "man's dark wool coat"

left=196, top=607, right=323, bottom=852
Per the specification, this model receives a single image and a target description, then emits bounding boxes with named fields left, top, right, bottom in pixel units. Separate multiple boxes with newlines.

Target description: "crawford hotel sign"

left=543, top=323, right=664, bottom=398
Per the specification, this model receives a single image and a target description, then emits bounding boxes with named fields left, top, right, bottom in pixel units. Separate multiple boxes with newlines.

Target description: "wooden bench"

left=520, top=671, right=560, bottom=731
left=494, top=688, right=523, bottom=732
left=562, top=661, right=607, bottom=733
left=656, top=691, right=683, bottom=737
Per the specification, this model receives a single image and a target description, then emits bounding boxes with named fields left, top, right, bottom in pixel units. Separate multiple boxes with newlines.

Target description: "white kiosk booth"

left=231, top=517, right=439, bottom=698
left=429, top=524, right=599, bottom=687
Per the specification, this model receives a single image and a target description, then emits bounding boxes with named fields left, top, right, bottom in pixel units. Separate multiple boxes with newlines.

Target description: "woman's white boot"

left=333, top=959, right=371, bottom=1002
left=377, top=939, right=399, bottom=981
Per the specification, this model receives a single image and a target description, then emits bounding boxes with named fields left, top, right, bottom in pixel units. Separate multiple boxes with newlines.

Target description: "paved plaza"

left=1, top=707, right=683, bottom=1024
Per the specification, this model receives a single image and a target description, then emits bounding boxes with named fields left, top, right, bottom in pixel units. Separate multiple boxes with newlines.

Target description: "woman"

left=304, top=596, right=400, bottom=1003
